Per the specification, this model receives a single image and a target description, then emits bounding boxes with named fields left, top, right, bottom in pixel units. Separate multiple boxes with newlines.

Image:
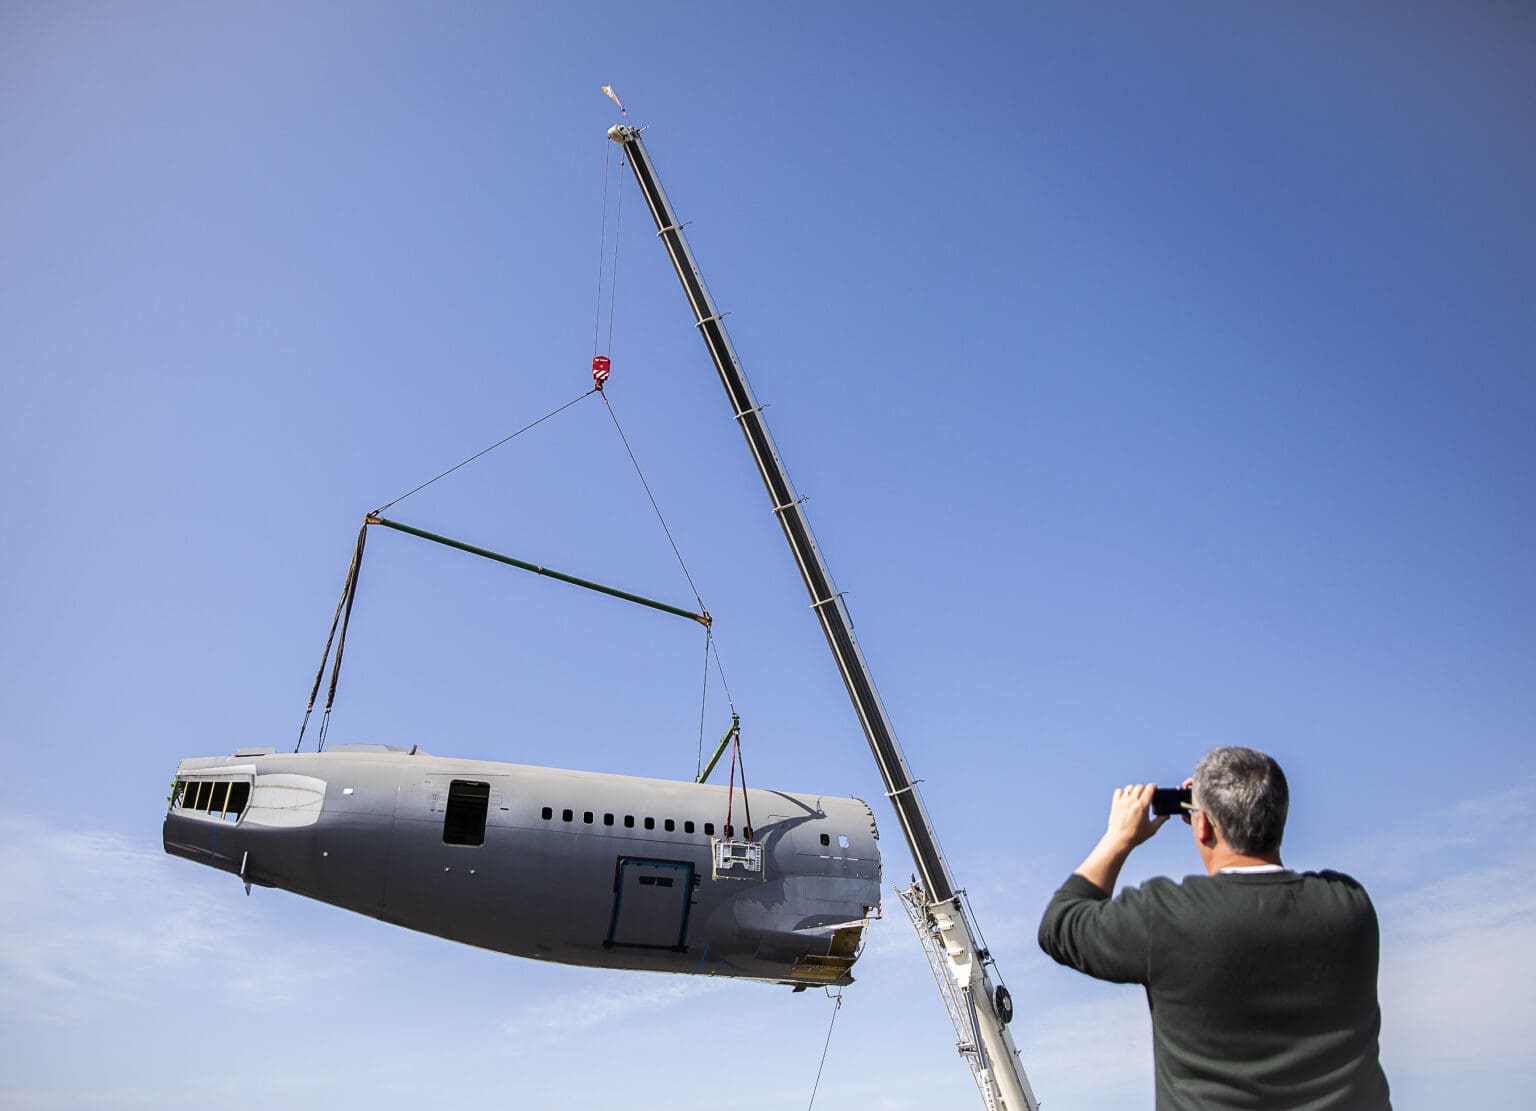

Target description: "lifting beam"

left=367, top=515, right=710, bottom=626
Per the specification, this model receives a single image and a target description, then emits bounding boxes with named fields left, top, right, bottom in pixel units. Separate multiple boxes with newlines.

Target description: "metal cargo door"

left=605, top=858, right=693, bottom=951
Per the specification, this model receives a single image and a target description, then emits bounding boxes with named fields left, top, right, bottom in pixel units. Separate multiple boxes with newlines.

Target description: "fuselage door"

left=606, top=858, right=694, bottom=951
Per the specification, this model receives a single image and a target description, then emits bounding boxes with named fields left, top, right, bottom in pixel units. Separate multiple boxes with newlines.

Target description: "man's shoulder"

left=1160, top=868, right=1371, bottom=889
left=1127, top=873, right=1208, bottom=898
left=1129, top=869, right=1375, bottom=906
left=1295, top=869, right=1380, bottom=919
left=1165, top=869, right=1381, bottom=933
left=1306, top=867, right=1370, bottom=890
left=1112, top=873, right=1206, bottom=914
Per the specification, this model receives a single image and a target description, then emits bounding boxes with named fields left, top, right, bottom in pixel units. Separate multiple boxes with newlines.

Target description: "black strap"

left=295, top=521, right=368, bottom=752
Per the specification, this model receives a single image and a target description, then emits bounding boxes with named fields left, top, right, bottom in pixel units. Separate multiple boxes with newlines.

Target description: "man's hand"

left=1074, top=782, right=1171, bottom=895
left=1104, top=783, right=1171, bottom=850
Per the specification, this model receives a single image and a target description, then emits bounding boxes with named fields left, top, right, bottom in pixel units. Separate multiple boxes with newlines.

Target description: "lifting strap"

left=295, top=520, right=368, bottom=753
left=721, top=720, right=754, bottom=840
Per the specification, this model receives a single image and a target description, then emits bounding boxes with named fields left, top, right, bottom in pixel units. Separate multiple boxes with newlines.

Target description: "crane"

left=609, top=122, right=1041, bottom=1111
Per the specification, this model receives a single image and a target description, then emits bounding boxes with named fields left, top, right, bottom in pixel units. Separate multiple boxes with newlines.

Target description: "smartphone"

left=1150, top=786, right=1192, bottom=816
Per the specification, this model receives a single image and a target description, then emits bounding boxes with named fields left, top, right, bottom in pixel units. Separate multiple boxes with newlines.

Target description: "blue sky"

left=2, top=3, right=1532, bottom=1108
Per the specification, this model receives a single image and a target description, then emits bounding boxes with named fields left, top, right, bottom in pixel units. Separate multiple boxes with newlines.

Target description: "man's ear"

left=1193, top=809, right=1220, bottom=849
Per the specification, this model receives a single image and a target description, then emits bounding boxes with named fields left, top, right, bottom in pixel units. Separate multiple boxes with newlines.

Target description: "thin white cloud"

left=500, top=969, right=732, bottom=1039
left=1378, top=849, right=1536, bottom=1077
left=1013, top=993, right=1153, bottom=1100
left=0, top=817, right=358, bottom=1024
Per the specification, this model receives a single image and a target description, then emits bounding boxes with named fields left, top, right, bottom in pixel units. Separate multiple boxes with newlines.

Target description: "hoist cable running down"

left=607, top=118, right=1041, bottom=1111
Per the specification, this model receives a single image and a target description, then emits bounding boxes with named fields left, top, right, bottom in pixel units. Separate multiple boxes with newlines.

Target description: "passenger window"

left=541, top=806, right=552, bottom=820
left=664, top=819, right=675, bottom=832
left=624, top=815, right=635, bottom=828
left=684, top=820, right=695, bottom=834
left=644, top=817, right=655, bottom=831
left=562, top=809, right=574, bottom=823
left=603, top=813, right=614, bottom=826
left=443, top=781, right=490, bottom=846
left=583, top=811, right=594, bottom=824
left=820, top=833, right=830, bottom=846
left=704, top=822, right=715, bottom=836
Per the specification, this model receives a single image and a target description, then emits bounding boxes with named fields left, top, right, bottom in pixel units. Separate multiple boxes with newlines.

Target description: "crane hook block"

left=592, top=355, right=611, bottom=390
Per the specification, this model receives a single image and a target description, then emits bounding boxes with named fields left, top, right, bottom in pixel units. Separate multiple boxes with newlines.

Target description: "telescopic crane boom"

left=608, top=123, right=1040, bottom=1111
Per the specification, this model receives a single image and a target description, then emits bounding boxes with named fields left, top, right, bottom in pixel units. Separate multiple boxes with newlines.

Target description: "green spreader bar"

left=366, top=515, right=711, bottom=628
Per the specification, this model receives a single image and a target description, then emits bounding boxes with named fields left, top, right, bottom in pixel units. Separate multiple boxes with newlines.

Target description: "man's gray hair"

left=1193, top=746, right=1289, bottom=855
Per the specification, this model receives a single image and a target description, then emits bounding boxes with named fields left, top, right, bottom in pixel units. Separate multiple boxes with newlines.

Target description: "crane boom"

left=608, top=123, right=1040, bottom=1111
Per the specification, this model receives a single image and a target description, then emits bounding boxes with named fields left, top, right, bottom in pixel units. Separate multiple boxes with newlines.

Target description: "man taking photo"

left=1038, top=746, right=1392, bottom=1110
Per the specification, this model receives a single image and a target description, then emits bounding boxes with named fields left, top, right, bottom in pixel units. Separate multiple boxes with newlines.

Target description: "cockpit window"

left=175, top=779, right=249, bottom=822
left=443, top=780, right=490, bottom=846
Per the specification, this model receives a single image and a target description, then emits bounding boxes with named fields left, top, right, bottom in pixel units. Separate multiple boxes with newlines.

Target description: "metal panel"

left=605, top=858, right=693, bottom=950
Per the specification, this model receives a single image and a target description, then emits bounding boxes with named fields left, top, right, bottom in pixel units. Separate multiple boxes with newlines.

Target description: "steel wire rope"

left=805, top=989, right=845, bottom=1110
left=604, top=151, right=625, bottom=355
left=594, top=139, right=705, bottom=607
left=369, top=388, right=597, bottom=515
left=601, top=391, right=740, bottom=771
left=592, top=140, right=613, bottom=358
left=594, top=120, right=739, bottom=769
left=599, top=393, right=707, bottom=611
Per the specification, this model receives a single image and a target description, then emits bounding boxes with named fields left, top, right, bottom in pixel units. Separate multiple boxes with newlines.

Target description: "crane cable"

left=298, top=110, right=738, bottom=764
left=592, top=121, right=739, bottom=773
left=370, top=387, right=597, bottom=517
left=593, top=140, right=625, bottom=362
left=806, top=989, right=845, bottom=1110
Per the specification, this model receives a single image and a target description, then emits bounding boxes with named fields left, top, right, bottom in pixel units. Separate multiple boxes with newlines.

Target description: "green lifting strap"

left=697, top=714, right=740, bottom=784
left=366, top=515, right=712, bottom=627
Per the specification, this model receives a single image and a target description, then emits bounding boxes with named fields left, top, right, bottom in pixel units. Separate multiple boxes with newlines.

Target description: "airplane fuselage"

left=164, top=744, right=881, bottom=985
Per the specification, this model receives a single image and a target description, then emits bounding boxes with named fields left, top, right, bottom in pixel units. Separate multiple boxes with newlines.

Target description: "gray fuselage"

left=164, top=744, right=881, bottom=986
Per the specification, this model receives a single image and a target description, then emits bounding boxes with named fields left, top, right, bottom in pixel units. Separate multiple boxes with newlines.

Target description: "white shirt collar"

left=1218, top=863, right=1287, bottom=874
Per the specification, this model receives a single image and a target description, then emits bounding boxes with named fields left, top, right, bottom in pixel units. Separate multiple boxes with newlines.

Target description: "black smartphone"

left=1150, top=786, right=1192, bottom=816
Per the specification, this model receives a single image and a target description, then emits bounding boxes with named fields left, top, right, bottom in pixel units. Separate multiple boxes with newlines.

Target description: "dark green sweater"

left=1039, top=870, right=1392, bottom=1110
